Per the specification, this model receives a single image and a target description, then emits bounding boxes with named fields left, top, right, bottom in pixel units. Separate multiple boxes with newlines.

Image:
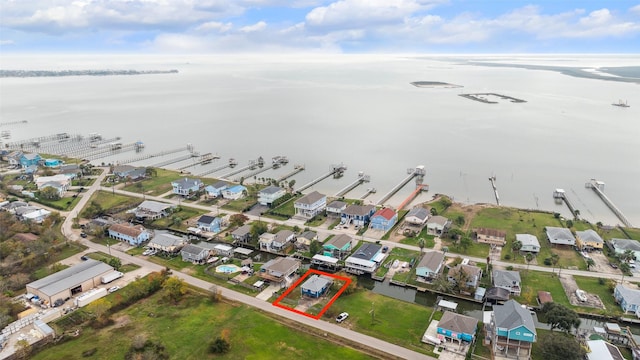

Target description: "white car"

left=108, top=286, right=120, bottom=293
left=336, top=312, right=349, bottom=323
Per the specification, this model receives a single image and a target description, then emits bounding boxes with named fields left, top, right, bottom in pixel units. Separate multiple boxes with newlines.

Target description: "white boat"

left=576, top=289, right=587, bottom=302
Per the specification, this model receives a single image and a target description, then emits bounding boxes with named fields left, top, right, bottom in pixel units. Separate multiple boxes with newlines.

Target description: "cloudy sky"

left=1, top=0, right=639, bottom=53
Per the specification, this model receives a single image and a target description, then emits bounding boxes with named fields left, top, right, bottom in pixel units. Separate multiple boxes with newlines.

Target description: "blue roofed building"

left=20, top=153, right=41, bottom=168
left=222, top=185, right=247, bottom=200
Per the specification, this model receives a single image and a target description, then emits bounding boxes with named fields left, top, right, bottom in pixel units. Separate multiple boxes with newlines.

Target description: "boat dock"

left=83, top=142, right=145, bottom=160
left=4, top=132, right=77, bottom=150
left=117, top=146, right=192, bottom=165
left=376, top=165, right=426, bottom=206
left=150, top=152, right=200, bottom=168
left=397, top=184, right=428, bottom=210
left=176, top=153, right=220, bottom=171
left=0, top=120, right=28, bottom=127
left=553, top=189, right=580, bottom=220
left=234, top=156, right=288, bottom=182
left=276, top=164, right=305, bottom=183
left=296, top=163, right=347, bottom=193
left=585, top=179, right=633, bottom=227
left=196, top=158, right=238, bottom=177
left=218, top=157, right=264, bottom=179
left=360, top=188, right=377, bottom=199
left=334, top=172, right=370, bottom=197
left=489, top=176, right=500, bottom=206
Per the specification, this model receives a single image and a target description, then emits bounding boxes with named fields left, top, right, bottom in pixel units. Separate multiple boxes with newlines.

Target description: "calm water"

left=1, top=54, right=638, bottom=225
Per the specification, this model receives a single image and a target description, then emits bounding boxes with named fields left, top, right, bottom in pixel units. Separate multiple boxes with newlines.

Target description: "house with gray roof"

left=545, top=226, right=576, bottom=246
left=134, top=200, right=175, bottom=220
left=491, top=299, right=537, bottom=359
left=231, top=224, right=252, bottom=244
left=171, top=177, right=203, bottom=196
left=259, top=257, right=301, bottom=286
left=296, top=231, right=317, bottom=248
left=426, top=216, right=451, bottom=235
left=405, top=206, right=429, bottom=226
left=197, top=214, right=222, bottom=233
left=415, top=251, right=445, bottom=280
left=323, top=234, right=354, bottom=259
left=437, top=311, right=478, bottom=343
left=492, top=269, right=522, bottom=296
left=26, top=259, right=113, bottom=306
left=181, top=244, right=210, bottom=264
left=108, top=223, right=150, bottom=246
left=516, top=234, right=540, bottom=253
left=259, top=230, right=295, bottom=253
left=301, top=275, right=333, bottom=298
left=610, top=238, right=640, bottom=262
left=341, top=204, right=376, bottom=226
left=205, top=181, right=227, bottom=198
left=294, top=191, right=326, bottom=220
left=614, top=285, right=640, bottom=316
left=351, top=243, right=381, bottom=261
left=326, top=200, right=347, bottom=217
left=576, top=229, right=604, bottom=251
left=148, top=233, right=186, bottom=253
left=448, top=264, right=482, bottom=290
left=258, top=186, right=286, bottom=207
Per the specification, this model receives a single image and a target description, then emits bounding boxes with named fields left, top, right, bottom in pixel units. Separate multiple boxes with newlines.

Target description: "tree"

left=145, top=167, right=158, bottom=178
left=430, top=208, right=438, bottom=216
left=586, top=258, right=595, bottom=270
left=454, top=215, right=465, bottom=227
left=525, top=253, right=534, bottom=272
left=87, top=298, right=111, bottom=321
left=566, top=219, right=574, bottom=228
left=229, top=214, right=249, bottom=228
left=250, top=221, right=268, bottom=240
left=418, top=238, right=425, bottom=254
left=288, top=179, right=296, bottom=190
left=511, top=240, right=522, bottom=259
left=550, top=253, right=560, bottom=274
left=537, top=332, right=585, bottom=360
left=162, top=276, right=187, bottom=304
left=39, top=186, right=61, bottom=200
left=108, top=257, right=122, bottom=271
left=309, top=240, right=322, bottom=255
left=459, top=237, right=472, bottom=253
left=542, top=302, right=581, bottom=333
left=209, top=337, right=230, bottom=354
left=448, top=228, right=463, bottom=243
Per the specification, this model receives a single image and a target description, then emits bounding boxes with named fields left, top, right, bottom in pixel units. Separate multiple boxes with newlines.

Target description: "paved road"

left=62, top=168, right=435, bottom=360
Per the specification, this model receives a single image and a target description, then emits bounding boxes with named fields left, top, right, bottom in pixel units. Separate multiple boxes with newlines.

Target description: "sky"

left=1, top=0, right=639, bottom=54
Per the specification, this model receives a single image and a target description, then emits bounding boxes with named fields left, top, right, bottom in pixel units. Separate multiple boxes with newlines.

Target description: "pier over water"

left=296, top=163, right=347, bottom=193
left=376, top=165, right=426, bottom=206
left=586, top=179, right=633, bottom=227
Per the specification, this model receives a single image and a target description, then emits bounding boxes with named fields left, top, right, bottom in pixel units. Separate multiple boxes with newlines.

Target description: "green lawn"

left=32, top=194, right=82, bottom=211
left=81, top=190, right=142, bottom=216
left=400, top=235, right=435, bottom=248
left=326, top=290, right=436, bottom=356
left=120, top=168, right=184, bottom=196
left=514, top=271, right=570, bottom=307
left=33, top=291, right=372, bottom=360
left=84, top=251, right=140, bottom=272
left=150, top=206, right=207, bottom=230
left=573, top=275, right=623, bottom=316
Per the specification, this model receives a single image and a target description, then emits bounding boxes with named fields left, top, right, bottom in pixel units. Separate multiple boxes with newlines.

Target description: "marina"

left=176, top=153, right=219, bottom=171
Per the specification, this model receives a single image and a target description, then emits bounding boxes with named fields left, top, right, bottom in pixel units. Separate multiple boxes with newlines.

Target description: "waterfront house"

left=369, top=208, right=398, bottom=232
left=614, top=285, right=640, bottom=316
left=516, top=234, right=540, bottom=253
left=326, top=200, right=347, bottom=217
left=426, top=216, right=451, bottom=236
left=147, top=233, right=185, bottom=254
left=576, top=229, right=604, bottom=251
left=259, top=257, right=301, bottom=287
left=437, top=311, right=478, bottom=343
left=259, top=230, right=295, bottom=253
left=180, top=244, right=210, bottom=264
left=35, top=174, right=71, bottom=197
left=108, top=223, right=150, bottom=246
left=610, top=239, right=640, bottom=261
left=415, top=251, right=445, bottom=281
left=405, top=206, right=429, bottom=226
left=341, top=204, right=376, bottom=226
left=134, top=200, right=175, bottom=220
left=447, top=264, right=482, bottom=290
left=586, top=340, right=625, bottom=360
left=257, top=186, right=286, bottom=207
left=222, top=185, right=247, bottom=200
left=492, top=270, right=522, bottom=296
left=196, top=215, right=222, bottom=233
left=475, top=228, right=507, bottom=246
left=171, top=177, right=203, bottom=197
left=20, top=153, right=41, bottom=168
left=545, top=226, right=576, bottom=246
left=205, top=181, right=227, bottom=198
left=301, top=275, right=333, bottom=298
left=112, top=165, right=134, bottom=178
left=213, top=244, right=234, bottom=257
left=491, top=299, right=537, bottom=359
left=44, top=159, right=63, bottom=168
left=231, top=224, right=252, bottom=244
left=6, top=151, right=22, bottom=167
left=322, top=234, right=353, bottom=259
left=294, top=191, right=326, bottom=220
left=345, top=243, right=383, bottom=275
left=59, top=164, right=82, bottom=179
left=297, top=231, right=317, bottom=248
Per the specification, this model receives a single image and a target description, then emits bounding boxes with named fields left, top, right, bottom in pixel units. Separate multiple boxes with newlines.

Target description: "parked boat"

left=612, top=100, right=630, bottom=108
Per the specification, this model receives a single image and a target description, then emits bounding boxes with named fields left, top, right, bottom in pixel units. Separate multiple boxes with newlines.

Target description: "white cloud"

left=0, top=39, right=16, bottom=46
left=579, top=9, right=613, bottom=27
left=629, top=4, right=640, bottom=14
left=240, top=21, right=267, bottom=33
left=196, top=21, right=233, bottom=33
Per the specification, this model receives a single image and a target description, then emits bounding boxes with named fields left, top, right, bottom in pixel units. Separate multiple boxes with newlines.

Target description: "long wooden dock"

left=218, top=158, right=263, bottom=179
left=117, top=146, right=190, bottom=165
left=360, top=188, right=377, bottom=199
left=150, top=153, right=200, bottom=168
left=296, top=163, right=347, bottom=193
left=84, top=142, right=143, bottom=160
left=335, top=172, right=370, bottom=197
left=586, top=179, right=633, bottom=227
left=196, top=158, right=238, bottom=177
left=176, top=153, right=220, bottom=170
left=0, top=120, right=28, bottom=127
left=276, top=164, right=305, bottom=183
left=376, top=165, right=426, bottom=206
left=553, top=189, right=580, bottom=220
left=489, top=176, right=500, bottom=206
left=397, top=184, right=428, bottom=210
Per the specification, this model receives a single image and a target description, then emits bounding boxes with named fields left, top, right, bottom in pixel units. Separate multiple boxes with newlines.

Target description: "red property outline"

left=273, top=269, right=351, bottom=320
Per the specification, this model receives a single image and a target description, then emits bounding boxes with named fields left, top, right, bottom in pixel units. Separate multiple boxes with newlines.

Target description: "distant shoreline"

left=411, top=81, right=463, bottom=88
left=0, top=69, right=179, bottom=78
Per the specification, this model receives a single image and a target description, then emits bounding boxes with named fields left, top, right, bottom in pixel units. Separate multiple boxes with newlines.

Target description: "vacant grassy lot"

left=83, top=190, right=142, bottom=215
left=573, top=275, right=622, bottom=317
left=150, top=206, right=207, bottom=230
left=32, top=292, right=372, bottom=360
left=120, top=168, right=184, bottom=196
left=327, top=289, right=436, bottom=356
left=514, top=271, right=570, bottom=307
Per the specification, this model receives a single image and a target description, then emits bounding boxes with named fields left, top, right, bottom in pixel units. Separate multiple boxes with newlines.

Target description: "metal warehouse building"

left=26, top=259, right=113, bottom=306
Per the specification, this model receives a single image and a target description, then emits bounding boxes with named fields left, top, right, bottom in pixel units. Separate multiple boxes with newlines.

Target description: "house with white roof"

left=222, top=185, right=247, bottom=200
left=516, top=234, right=540, bottom=253
left=134, top=200, right=175, bottom=220
left=257, top=186, right=286, bottom=207
left=147, top=233, right=186, bottom=254
left=545, top=226, right=576, bottom=246
left=586, top=339, right=625, bottom=360
left=35, top=174, right=71, bottom=197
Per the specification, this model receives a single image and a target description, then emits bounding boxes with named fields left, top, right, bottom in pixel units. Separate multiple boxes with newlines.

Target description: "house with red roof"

left=369, top=208, right=398, bottom=232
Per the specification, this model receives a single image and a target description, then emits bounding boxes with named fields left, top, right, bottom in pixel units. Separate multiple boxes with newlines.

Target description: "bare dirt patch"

left=559, top=274, right=605, bottom=309
left=113, top=315, right=131, bottom=328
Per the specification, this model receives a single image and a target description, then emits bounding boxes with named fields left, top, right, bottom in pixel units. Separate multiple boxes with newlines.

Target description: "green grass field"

left=83, top=190, right=142, bottom=214
left=120, top=168, right=184, bottom=196
left=32, top=292, right=372, bottom=360
left=514, top=271, right=570, bottom=307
